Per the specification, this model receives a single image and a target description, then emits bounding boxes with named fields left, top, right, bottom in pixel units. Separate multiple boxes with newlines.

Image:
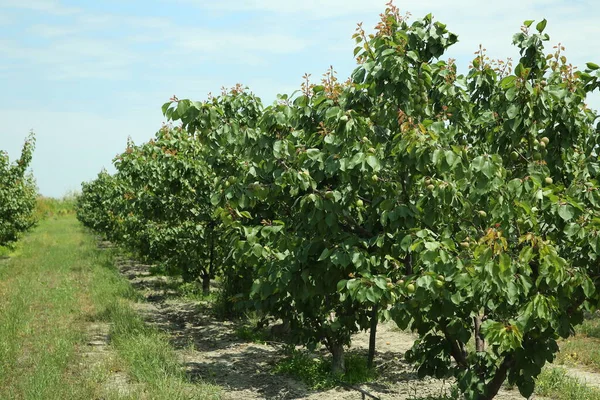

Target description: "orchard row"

left=76, top=6, right=600, bottom=400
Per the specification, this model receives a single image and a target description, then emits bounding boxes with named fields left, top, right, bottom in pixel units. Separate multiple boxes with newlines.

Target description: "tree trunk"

left=480, top=356, right=512, bottom=400
left=208, top=222, right=215, bottom=280
left=367, top=305, right=378, bottom=369
left=270, top=320, right=291, bottom=337
left=202, top=220, right=216, bottom=296
left=474, top=315, right=485, bottom=352
left=330, top=342, right=345, bottom=375
left=202, top=274, right=211, bottom=295
left=442, top=323, right=467, bottom=369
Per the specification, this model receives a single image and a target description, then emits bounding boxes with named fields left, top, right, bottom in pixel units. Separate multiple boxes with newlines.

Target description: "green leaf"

left=366, top=155, right=381, bottom=171
left=499, top=254, right=511, bottom=274
left=558, top=204, right=575, bottom=221
left=518, top=378, right=535, bottom=398
left=318, top=248, right=331, bottom=261
left=535, top=19, right=547, bottom=33
left=161, top=102, right=171, bottom=116
left=348, top=152, right=365, bottom=169
left=445, top=150, right=457, bottom=168
left=366, top=287, right=377, bottom=303
left=252, top=243, right=263, bottom=258
left=239, top=211, right=252, bottom=219
left=306, top=148, right=321, bottom=160
left=587, top=62, right=600, bottom=71
left=583, top=277, right=595, bottom=298
left=374, top=276, right=388, bottom=290
left=563, top=223, right=581, bottom=237
left=500, top=75, right=517, bottom=89
left=325, top=106, right=341, bottom=120
left=507, top=105, right=519, bottom=119
left=331, top=251, right=351, bottom=267
left=523, top=20, right=534, bottom=28
left=481, top=159, right=496, bottom=179
left=400, top=235, right=412, bottom=252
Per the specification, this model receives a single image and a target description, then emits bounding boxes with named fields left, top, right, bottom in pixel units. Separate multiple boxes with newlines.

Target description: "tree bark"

left=403, top=253, right=413, bottom=275
left=330, top=342, right=346, bottom=375
left=270, top=319, right=291, bottom=337
left=367, top=305, right=378, bottom=369
left=474, top=315, right=485, bottom=352
left=201, top=274, right=211, bottom=295
left=442, top=326, right=467, bottom=369
left=202, top=220, right=216, bottom=296
left=480, top=356, right=512, bottom=400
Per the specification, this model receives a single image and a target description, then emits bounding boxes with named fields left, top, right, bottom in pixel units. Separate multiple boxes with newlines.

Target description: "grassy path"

left=0, top=216, right=220, bottom=399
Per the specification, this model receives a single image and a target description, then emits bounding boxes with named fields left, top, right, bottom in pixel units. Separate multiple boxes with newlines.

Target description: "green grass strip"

left=535, top=367, right=600, bottom=400
left=0, top=216, right=220, bottom=399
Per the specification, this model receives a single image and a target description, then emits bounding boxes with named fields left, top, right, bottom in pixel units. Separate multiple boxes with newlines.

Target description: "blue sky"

left=1, top=0, right=599, bottom=197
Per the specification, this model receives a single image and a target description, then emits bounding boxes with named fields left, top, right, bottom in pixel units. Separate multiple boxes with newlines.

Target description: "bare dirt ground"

left=563, top=365, right=600, bottom=389
left=79, top=321, right=141, bottom=397
left=108, top=254, right=551, bottom=400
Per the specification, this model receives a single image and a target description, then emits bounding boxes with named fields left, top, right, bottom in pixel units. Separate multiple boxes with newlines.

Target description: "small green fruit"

left=460, top=241, right=470, bottom=248
left=356, top=199, right=364, bottom=207
left=533, top=152, right=542, bottom=161
left=397, top=279, right=405, bottom=285
left=510, top=151, right=519, bottom=161
left=368, top=147, right=376, bottom=153
left=371, top=174, right=379, bottom=182
left=541, top=137, right=550, bottom=145
left=325, top=191, right=335, bottom=199
left=386, top=282, right=394, bottom=289
left=478, top=210, right=487, bottom=218
left=437, top=275, right=444, bottom=281
left=406, top=283, right=416, bottom=293
left=545, top=177, right=553, bottom=185
left=427, top=184, right=435, bottom=191
left=539, top=141, right=546, bottom=149
left=434, top=280, right=444, bottom=288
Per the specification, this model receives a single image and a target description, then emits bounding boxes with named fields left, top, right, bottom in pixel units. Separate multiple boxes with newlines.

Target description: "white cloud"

left=0, top=36, right=139, bottom=80
left=194, top=0, right=387, bottom=18
left=2, top=4, right=313, bottom=79
left=172, top=29, right=309, bottom=55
